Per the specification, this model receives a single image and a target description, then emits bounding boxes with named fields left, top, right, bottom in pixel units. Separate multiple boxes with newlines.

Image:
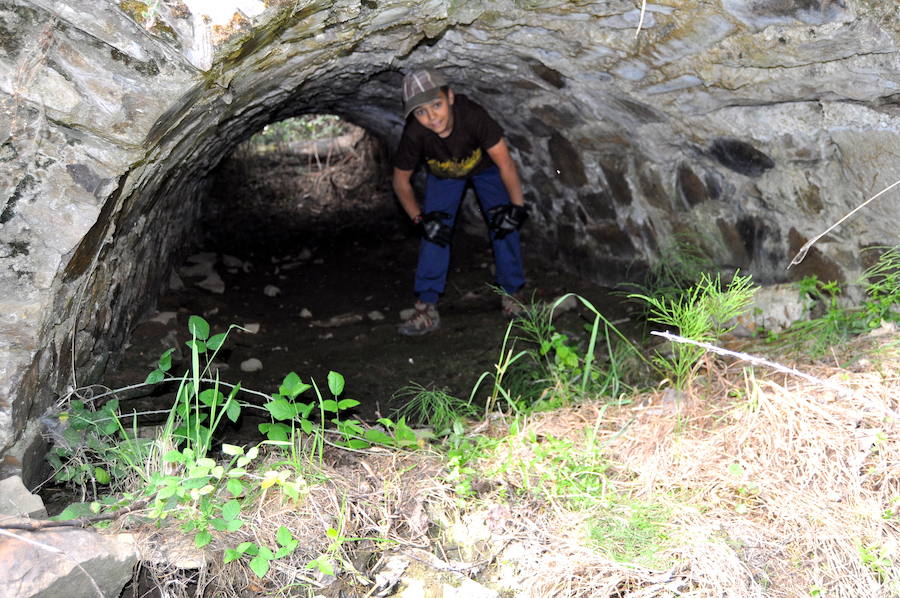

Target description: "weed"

left=587, top=500, right=674, bottom=569
left=857, top=541, right=896, bottom=585
left=44, top=398, right=151, bottom=499
left=858, top=245, right=900, bottom=328
left=391, top=383, right=478, bottom=435
left=483, top=293, right=647, bottom=411
left=629, top=271, right=756, bottom=388
left=773, top=247, right=900, bottom=355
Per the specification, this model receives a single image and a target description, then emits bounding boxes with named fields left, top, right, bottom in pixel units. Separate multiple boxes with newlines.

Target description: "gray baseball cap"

left=402, top=68, right=448, bottom=119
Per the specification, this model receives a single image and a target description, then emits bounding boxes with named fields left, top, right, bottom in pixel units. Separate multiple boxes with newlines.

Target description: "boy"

left=393, top=68, right=528, bottom=336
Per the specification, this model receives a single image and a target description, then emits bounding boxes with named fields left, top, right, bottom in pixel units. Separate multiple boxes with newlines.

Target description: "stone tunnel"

left=2, top=0, right=900, bottom=483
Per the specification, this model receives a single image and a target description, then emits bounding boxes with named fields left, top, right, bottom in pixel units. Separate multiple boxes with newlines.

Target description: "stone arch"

left=3, top=0, right=900, bottom=480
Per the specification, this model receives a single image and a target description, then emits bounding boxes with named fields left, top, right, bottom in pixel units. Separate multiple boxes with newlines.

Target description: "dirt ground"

left=98, top=136, right=627, bottom=438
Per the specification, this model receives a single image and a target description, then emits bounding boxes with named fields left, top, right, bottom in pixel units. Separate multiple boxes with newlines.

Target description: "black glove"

left=488, top=204, right=528, bottom=240
left=419, top=211, right=452, bottom=247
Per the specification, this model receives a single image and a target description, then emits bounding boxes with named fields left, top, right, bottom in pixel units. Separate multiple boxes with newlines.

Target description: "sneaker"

left=398, top=301, right=440, bottom=336
left=501, top=292, right=526, bottom=319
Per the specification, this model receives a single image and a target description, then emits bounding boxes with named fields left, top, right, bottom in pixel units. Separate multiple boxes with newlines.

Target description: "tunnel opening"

left=82, top=109, right=628, bottom=455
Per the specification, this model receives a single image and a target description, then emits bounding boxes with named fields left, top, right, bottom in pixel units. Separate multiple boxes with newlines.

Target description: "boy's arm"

left=393, top=167, right=423, bottom=222
left=486, top=138, right=525, bottom=207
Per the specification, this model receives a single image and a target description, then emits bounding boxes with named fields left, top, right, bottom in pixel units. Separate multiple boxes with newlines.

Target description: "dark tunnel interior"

left=94, top=114, right=627, bottom=443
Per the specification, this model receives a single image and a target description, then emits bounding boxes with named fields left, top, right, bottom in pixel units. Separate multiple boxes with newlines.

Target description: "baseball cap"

left=402, top=68, right=448, bottom=119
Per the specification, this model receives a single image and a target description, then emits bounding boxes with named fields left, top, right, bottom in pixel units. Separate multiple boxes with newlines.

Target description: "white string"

left=789, top=178, right=900, bottom=268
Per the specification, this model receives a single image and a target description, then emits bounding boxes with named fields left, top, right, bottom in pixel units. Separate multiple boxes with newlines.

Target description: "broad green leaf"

left=364, top=429, right=394, bottom=445
left=344, top=438, right=370, bottom=449
left=199, top=388, right=223, bottom=407
left=265, top=398, right=296, bottom=421
left=298, top=402, right=315, bottom=419
left=274, top=545, right=295, bottom=559
left=226, top=468, right=247, bottom=477
left=156, top=485, right=178, bottom=500
left=262, top=422, right=290, bottom=442
left=163, top=449, right=184, bottom=463
left=282, top=484, right=299, bottom=501
left=93, top=467, right=110, bottom=484
left=195, top=530, right=213, bottom=548
left=299, top=419, right=314, bottom=435
left=258, top=546, right=274, bottom=560
left=326, top=527, right=339, bottom=539
left=145, top=369, right=164, bottom=384
left=188, top=315, right=210, bottom=341
left=196, top=458, right=216, bottom=468
left=227, top=478, right=244, bottom=497
left=225, top=399, right=240, bottom=423
left=280, top=372, right=306, bottom=398
left=308, top=558, right=335, bottom=576
left=337, top=398, right=360, bottom=410
left=158, top=348, right=174, bottom=372
left=182, top=476, right=210, bottom=489
left=327, top=371, right=344, bottom=396
left=237, top=541, right=257, bottom=555
left=224, top=549, right=241, bottom=564
left=51, top=502, right=94, bottom=521
left=226, top=519, right=243, bottom=532
left=249, top=555, right=270, bottom=578
left=206, top=332, right=226, bottom=351
left=394, top=417, right=418, bottom=446
left=211, top=518, right=229, bottom=532
left=222, top=444, right=243, bottom=456
left=246, top=446, right=259, bottom=460
left=320, top=399, right=338, bottom=413
left=276, top=525, right=294, bottom=547
left=185, top=339, right=207, bottom=354
left=340, top=420, right=364, bottom=435
left=221, top=499, right=241, bottom=521
left=62, top=427, right=82, bottom=446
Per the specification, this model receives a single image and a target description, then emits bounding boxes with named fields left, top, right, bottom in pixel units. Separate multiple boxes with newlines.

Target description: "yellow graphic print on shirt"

left=426, top=148, right=482, bottom=178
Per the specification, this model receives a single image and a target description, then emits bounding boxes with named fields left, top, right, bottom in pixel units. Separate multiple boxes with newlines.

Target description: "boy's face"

left=412, top=89, right=455, bottom=138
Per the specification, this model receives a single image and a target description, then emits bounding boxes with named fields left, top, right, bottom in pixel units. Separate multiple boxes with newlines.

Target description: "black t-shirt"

left=393, top=94, right=504, bottom=179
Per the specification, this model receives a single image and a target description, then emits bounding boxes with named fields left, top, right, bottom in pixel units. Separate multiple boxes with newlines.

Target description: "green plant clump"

left=630, top=271, right=757, bottom=388
left=481, top=293, right=647, bottom=411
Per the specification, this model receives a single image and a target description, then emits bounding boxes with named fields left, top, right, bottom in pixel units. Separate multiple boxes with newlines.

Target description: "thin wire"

left=789, top=178, right=900, bottom=268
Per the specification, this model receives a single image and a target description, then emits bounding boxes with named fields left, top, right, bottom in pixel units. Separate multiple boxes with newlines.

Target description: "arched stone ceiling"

left=2, top=0, right=899, bottom=479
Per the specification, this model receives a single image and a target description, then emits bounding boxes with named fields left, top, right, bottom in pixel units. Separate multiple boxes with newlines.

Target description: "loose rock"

left=240, top=358, right=263, bottom=372
left=0, top=475, right=47, bottom=519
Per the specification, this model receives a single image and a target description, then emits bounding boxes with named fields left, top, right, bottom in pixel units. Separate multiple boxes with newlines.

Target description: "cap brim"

left=403, top=88, right=442, bottom=119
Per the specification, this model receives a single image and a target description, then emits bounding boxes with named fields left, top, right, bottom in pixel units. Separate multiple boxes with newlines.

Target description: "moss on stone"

left=118, top=0, right=150, bottom=23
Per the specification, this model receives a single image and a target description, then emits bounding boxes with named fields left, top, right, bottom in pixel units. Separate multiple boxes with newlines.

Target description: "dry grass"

left=125, top=332, right=899, bottom=597
left=478, top=331, right=899, bottom=597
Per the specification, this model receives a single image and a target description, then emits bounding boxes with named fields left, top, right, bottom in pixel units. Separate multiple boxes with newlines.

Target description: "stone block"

left=0, top=475, right=46, bottom=519
left=0, top=521, right=137, bottom=598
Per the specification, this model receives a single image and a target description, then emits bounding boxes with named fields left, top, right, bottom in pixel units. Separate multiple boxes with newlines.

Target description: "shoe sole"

left=397, top=322, right=440, bottom=336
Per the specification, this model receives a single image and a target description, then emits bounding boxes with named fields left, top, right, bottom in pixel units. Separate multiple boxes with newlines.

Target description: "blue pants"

left=415, top=166, right=525, bottom=304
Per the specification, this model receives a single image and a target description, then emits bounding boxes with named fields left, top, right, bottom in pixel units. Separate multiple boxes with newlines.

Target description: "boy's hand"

left=488, top=205, right=528, bottom=240
left=420, top=211, right=452, bottom=247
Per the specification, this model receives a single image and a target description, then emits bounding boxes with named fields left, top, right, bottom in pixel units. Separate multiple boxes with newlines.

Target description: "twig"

left=0, top=499, right=148, bottom=531
left=650, top=330, right=898, bottom=419
left=789, top=178, right=900, bottom=268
